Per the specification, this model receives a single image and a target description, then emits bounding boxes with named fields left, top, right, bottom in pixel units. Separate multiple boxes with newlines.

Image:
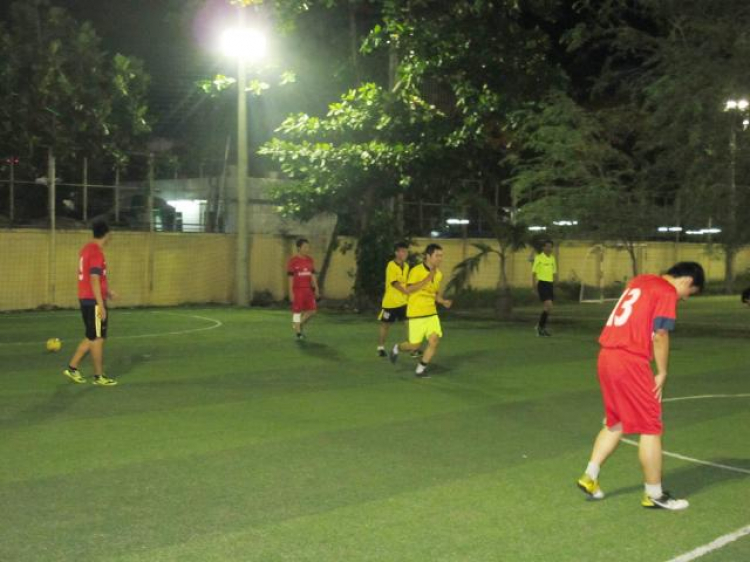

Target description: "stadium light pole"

left=220, top=15, right=267, bottom=306
left=723, top=98, right=748, bottom=291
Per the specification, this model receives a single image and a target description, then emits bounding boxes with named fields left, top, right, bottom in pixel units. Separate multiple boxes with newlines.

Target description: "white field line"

left=666, top=525, right=750, bottom=562
left=0, top=311, right=222, bottom=346
left=621, top=393, right=750, bottom=562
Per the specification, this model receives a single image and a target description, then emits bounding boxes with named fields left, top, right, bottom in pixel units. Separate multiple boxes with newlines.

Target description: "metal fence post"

left=83, top=156, right=88, bottom=222
left=114, top=167, right=120, bottom=223
left=148, top=152, right=155, bottom=232
left=48, top=149, right=57, bottom=305
left=9, top=158, right=14, bottom=225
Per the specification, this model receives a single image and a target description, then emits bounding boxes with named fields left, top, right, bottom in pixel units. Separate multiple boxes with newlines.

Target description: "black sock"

left=68, top=365, right=77, bottom=372
left=539, top=311, right=549, bottom=328
left=419, top=360, right=427, bottom=367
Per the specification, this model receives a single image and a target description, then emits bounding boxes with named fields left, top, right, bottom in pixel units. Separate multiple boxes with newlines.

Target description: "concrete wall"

left=1, top=230, right=748, bottom=311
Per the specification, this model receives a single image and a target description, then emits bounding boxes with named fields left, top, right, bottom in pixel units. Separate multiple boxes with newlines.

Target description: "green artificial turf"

left=1, top=297, right=748, bottom=561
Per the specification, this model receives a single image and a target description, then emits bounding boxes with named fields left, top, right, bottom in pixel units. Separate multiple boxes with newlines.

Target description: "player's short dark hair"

left=92, top=220, right=110, bottom=239
left=394, top=241, right=409, bottom=251
left=425, top=243, right=443, bottom=256
left=543, top=239, right=554, bottom=246
left=296, top=238, right=309, bottom=249
left=666, top=261, right=705, bottom=292
left=741, top=287, right=750, bottom=304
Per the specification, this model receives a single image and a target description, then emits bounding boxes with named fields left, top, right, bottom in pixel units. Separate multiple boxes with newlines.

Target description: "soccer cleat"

left=577, top=474, right=605, bottom=500
left=540, top=329, right=552, bottom=337
left=409, top=349, right=423, bottom=358
left=389, top=344, right=400, bottom=364
left=378, top=348, right=387, bottom=358
left=92, top=375, right=118, bottom=386
left=641, top=491, right=689, bottom=511
left=296, top=332, right=305, bottom=341
left=415, top=369, right=431, bottom=379
left=63, top=368, right=86, bottom=384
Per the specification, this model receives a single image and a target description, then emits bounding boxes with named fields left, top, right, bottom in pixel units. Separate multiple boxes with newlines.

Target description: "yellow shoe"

left=92, top=375, right=118, bottom=386
left=577, top=474, right=605, bottom=500
left=63, top=368, right=86, bottom=384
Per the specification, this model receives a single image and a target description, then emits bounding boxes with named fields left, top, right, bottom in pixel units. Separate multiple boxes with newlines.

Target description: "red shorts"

left=291, top=288, right=317, bottom=313
left=597, top=348, right=662, bottom=435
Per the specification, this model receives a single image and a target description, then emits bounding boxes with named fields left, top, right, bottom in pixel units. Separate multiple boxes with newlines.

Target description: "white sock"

left=645, top=483, right=663, bottom=499
left=585, top=462, right=600, bottom=480
left=416, top=362, right=427, bottom=374
left=392, top=344, right=399, bottom=355
left=377, top=345, right=385, bottom=350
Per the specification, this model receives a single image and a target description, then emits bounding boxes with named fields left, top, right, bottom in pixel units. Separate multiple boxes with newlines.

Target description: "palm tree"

left=446, top=195, right=527, bottom=318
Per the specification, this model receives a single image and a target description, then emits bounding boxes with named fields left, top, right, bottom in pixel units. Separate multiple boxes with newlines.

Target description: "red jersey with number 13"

left=598, top=275, right=678, bottom=360
left=78, top=242, right=108, bottom=302
left=287, top=255, right=315, bottom=291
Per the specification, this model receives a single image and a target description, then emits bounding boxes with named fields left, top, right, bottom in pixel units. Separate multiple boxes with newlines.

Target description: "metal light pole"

left=236, top=50, right=249, bottom=306
left=220, top=14, right=266, bottom=306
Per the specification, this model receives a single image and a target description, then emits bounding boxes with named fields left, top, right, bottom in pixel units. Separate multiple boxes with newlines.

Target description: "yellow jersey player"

left=532, top=239, right=557, bottom=337
left=377, top=242, right=411, bottom=357
left=389, top=244, right=452, bottom=378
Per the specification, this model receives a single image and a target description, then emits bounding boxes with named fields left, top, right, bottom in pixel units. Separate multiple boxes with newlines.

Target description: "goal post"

left=578, top=244, right=628, bottom=304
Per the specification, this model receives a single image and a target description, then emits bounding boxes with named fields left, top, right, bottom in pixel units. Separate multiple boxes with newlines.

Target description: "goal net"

left=578, top=245, right=633, bottom=304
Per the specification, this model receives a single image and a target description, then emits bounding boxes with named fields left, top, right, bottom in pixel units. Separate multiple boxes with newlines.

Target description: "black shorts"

left=537, top=281, right=554, bottom=302
left=80, top=302, right=108, bottom=340
left=379, top=305, right=407, bottom=323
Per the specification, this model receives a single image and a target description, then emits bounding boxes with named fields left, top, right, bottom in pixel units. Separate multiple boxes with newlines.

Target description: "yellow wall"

left=1, top=230, right=749, bottom=311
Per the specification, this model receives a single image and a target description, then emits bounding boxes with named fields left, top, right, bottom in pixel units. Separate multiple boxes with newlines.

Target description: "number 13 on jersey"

left=606, top=288, right=641, bottom=327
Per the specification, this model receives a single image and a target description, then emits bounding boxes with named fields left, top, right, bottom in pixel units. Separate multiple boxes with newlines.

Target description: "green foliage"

left=508, top=91, right=659, bottom=264
left=0, top=0, right=151, bottom=177
left=352, top=211, right=405, bottom=307
left=260, top=82, right=443, bottom=225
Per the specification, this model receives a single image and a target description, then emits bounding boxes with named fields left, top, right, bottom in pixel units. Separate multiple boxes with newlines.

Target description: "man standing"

left=377, top=242, right=411, bottom=357
left=577, top=262, right=705, bottom=510
left=63, top=221, right=118, bottom=386
left=389, top=244, right=452, bottom=378
left=532, top=240, right=557, bottom=337
left=287, top=238, right=320, bottom=340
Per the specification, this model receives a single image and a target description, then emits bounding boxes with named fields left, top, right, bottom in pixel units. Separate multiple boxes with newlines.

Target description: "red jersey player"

left=287, top=238, right=320, bottom=340
left=63, top=221, right=119, bottom=386
left=577, top=262, right=704, bottom=511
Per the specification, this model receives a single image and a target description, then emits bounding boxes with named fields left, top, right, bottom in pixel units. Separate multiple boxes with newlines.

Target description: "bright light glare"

left=725, top=98, right=749, bottom=111
left=686, top=228, right=722, bottom=235
left=220, top=27, right=267, bottom=61
left=446, top=218, right=470, bottom=225
left=528, top=226, right=547, bottom=232
left=657, top=226, right=682, bottom=233
left=553, top=220, right=578, bottom=226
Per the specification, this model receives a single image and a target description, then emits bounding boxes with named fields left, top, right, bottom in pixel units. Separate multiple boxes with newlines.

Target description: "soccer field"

left=1, top=298, right=748, bottom=562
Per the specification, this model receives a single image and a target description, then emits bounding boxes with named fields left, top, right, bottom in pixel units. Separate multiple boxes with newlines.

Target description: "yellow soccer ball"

left=46, top=338, right=62, bottom=353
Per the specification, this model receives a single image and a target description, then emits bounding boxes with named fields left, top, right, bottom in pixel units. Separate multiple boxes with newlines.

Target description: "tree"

left=508, top=92, right=658, bottom=276
left=446, top=196, right=527, bottom=317
left=566, top=0, right=750, bottom=290
left=0, top=1, right=151, bottom=176
left=259, top=81, right=445, bottom=304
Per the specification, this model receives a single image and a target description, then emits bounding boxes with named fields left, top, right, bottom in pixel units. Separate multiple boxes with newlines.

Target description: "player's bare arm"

left=312, top=274, right=320, bottom=298
left=91, top=274, right=107, bottom=321
left=288, top=277, right=295, bottom=304
left=652, top=330, right=670, bottom=401
left=437, top=293, right=453, bottom=309
left=392, top=281, right=409, bottom=295
left=403, top=270, right=436, bottom=295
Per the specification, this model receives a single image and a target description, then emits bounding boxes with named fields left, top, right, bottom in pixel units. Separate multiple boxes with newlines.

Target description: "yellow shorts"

left=408, top=315, right=442, bottom=344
